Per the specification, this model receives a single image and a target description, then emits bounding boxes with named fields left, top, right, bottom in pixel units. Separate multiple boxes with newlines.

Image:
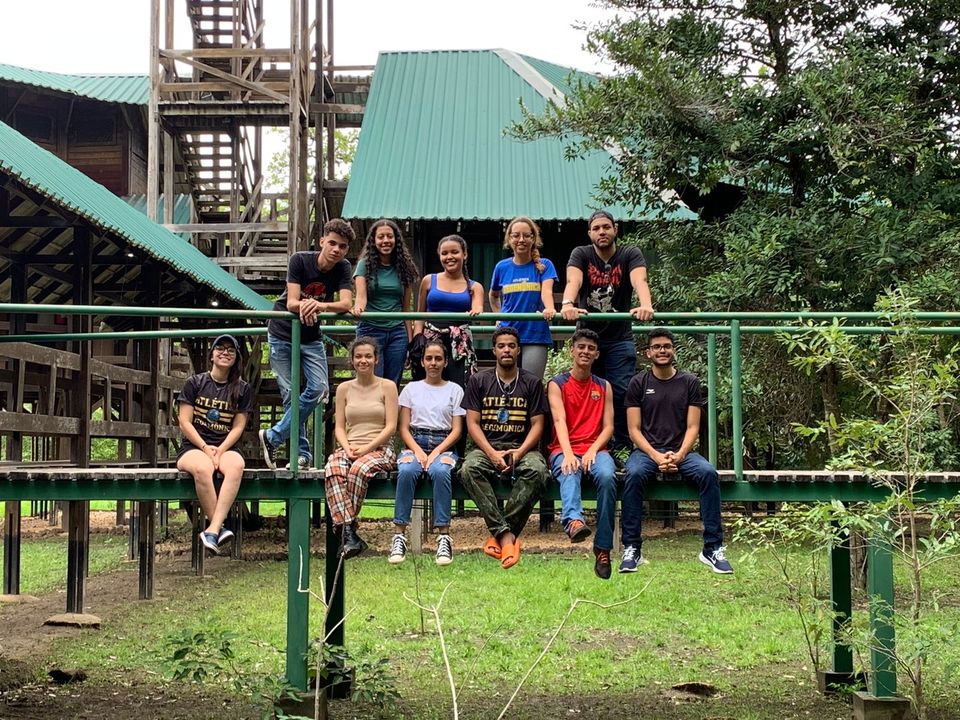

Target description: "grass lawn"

left=0, top=534, right=128, bottom=596
left=32, top=532, right=960, bottom=719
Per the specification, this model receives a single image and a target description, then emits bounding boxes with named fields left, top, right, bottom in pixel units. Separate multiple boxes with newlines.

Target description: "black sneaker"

left=435, top=534, right=453, bottom=566
left=259, top=429, right=277, bottom=470
left=619, top=545, right=644, bottom=573
left=593, top=547, right=612, bottom=580
left=699, top=546, right=734, bottom=574
left=388, top=534, right=407, bottom=564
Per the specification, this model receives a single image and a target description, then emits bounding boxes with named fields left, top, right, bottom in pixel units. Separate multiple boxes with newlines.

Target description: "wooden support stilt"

left=65, top=500, right=89, bottom=614
left=3, top=501, right=21, bottom=595
left=138, top=500, right=156, bottom=600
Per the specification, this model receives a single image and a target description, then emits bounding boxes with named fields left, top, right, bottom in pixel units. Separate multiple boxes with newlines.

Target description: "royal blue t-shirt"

left=490, top=258, right=559, bottom=345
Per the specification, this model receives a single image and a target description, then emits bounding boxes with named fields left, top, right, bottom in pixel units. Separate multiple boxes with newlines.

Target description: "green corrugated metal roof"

left=342, top=50, right=695, bottom=222
left=0, top=63, right=148, bottom=105
left=0, top=120, right=271, bottom=310
left=124, top=194, right=195, bottom=240
left=519, top=55, right=598, bottom=96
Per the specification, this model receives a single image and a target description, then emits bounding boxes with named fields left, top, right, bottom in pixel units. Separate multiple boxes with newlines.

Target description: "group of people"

left=174, top=211, right=733, bottom=578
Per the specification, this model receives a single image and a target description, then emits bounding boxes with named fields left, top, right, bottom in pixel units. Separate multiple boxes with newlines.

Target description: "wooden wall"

left=0, top=86, right=146, bottom=197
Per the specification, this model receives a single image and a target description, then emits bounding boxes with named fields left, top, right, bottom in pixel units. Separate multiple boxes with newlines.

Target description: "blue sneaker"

left=619, top=545, right=644, bottom=573
left=200, top=531, right=220, bottom=554
left=217, top=528, right=235, bottom=546
left=699, top=546, right=734, bottom=574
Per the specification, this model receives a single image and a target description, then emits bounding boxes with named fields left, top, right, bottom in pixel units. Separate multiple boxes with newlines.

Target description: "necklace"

left=495, top=371, right=517, bottom=424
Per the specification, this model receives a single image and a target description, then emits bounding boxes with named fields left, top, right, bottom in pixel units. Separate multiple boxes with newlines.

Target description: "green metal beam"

left=867, top=537, right=897, bottom=697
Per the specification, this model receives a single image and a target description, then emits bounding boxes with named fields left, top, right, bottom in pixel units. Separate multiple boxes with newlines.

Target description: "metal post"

left=729, top=319, right=743, bottom=480
left=867, top=536, right=896, bottom=697
left=285, top=498, right=310, bottom=690
left=830, top=530, right=854, bottom=674
left=706, top=333, right=718, bottom=466
left=290, top=319, right=301, bottom=476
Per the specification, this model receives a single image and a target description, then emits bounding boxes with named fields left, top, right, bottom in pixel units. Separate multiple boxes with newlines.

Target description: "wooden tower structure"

left=146, top=0, right=368, bottom=294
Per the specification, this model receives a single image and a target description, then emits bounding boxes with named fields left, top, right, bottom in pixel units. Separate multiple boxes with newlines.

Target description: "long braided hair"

left=362, top=219, right=419, bottom=293
left=503, top=216, right=546, bottom=274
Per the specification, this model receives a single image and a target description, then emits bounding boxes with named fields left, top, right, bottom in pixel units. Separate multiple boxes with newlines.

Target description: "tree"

left=513, top=0, right=960, bottom=466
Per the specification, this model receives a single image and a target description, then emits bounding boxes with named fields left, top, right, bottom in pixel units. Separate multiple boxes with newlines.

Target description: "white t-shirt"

left=398, top=380, right=466, bottom=431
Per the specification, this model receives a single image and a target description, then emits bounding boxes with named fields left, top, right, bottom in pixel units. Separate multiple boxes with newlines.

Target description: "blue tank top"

left=426, top=274, right=474, bottom=313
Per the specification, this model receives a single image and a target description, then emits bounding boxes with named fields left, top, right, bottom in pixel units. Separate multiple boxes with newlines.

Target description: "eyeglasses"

left=213, top=346, right=237, bottom=356
left=508, top=232, right=534, bottom=241
left=649, top=343, right=674, bottom=351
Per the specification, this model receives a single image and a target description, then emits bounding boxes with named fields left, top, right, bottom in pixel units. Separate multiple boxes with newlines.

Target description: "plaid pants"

left=324, top=446, right=395, bottom=526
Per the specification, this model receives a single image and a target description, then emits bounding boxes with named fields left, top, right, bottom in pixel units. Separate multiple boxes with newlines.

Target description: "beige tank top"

left=343, top=379, right=387, bottom=447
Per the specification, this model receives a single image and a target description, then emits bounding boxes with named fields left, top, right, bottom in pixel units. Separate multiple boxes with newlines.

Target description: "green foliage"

left=309, top=644, right=400, bottom=711
left=512, top=0, right=960, bottom=469
left=164, top=627, right=306, bottom=719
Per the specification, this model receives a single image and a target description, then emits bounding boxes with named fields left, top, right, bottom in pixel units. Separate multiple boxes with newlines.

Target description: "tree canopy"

left=514, top=0, right=960, bottom=466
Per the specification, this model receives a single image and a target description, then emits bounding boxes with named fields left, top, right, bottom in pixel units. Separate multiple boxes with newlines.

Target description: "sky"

left=0, top=0, right=616, bottom=75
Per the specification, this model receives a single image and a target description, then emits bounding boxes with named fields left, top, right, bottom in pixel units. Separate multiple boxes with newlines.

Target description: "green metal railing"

left=5, top=304, right=960, bottom=482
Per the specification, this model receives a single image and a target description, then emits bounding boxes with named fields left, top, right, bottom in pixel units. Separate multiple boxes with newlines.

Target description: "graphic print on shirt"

left=302, top=281, right=328, bottom=299
left=586, top=263, right=622, bottom=313
left=480, top=395, right=529, bottom=435
left=190, top=394, right=237, bottom=436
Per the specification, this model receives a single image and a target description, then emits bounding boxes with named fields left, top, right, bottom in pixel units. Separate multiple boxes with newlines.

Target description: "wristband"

left=561, top=299, right=574, bottom=306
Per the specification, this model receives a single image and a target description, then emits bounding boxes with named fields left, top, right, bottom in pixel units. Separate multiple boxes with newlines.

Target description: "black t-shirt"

left=268, top=252, right=353, bottom=344
left=462, top=368, right=548, bottom=448
left=568, top=244, right=646, bottom=342
left=178, top=372, right=254, bottom=448
left=624, top=369, right=703, bottom=452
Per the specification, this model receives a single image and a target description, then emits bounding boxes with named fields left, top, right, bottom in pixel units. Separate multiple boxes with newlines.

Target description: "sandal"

left=500, top=538, right=521, bottom=569
left=483, top=536, right=502, bottom=559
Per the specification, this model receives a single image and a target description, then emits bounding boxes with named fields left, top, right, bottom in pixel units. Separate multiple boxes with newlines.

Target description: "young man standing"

left=460, top=327, right=549, bottom=570
left=547, top=329, right=617, bottom=579
left=620, top=328, right=733, bottom=574
left=259, top=219, right=355, bottom=469
left=560, top=210, right=654, bottom=452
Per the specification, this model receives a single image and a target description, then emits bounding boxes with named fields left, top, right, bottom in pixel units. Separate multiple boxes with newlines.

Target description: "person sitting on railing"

left=560, top=210, right=655, bottom=455
left=412, top=234, right=484, bottom=387
left=389, top=340, right=465, bottom=566
left=259, top=219, right=355, bottom=471
left=546, top=329, right=617, bottom=579
left=351, top=219, right=420, bottom=387
left=620, top=328, right=734, bottom=574
left=325, top=336, right=399, bottom=559
left=460, top=327, right=549, bottom=569
left=176, top=334, right=253, bottom=554
left=488, top=216, right=559, bottom=381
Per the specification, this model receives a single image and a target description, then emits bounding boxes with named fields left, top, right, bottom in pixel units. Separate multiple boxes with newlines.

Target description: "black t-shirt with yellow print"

left=462, top=368, right=547, bottom=448
left=178, top=372, right=254, bottom=450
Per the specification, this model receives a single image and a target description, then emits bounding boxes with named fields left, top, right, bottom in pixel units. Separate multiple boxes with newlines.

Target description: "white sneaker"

left=388, top=534, right=407, bottom=564
left=285, top=457, right=310, bottom=470
left=435, top=534, right=453, bottom=566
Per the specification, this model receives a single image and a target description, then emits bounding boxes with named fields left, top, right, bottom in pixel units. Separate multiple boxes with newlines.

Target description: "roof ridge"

left=493, top=49, right=566, bottom=107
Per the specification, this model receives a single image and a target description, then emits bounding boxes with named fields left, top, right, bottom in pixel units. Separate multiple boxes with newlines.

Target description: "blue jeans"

left=356, top=322, right=408, bottom=387
left=594, top=339, right=637, bottom=450
left=550, top=450, right=617, bottom=550
left=621, top=449, right=723, bottom=551
left=265, top=334, right=329, bottom=464
left=393, top=431, right=456, bottom=527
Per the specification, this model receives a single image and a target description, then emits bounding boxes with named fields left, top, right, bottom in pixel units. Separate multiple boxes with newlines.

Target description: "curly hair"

left=361, top=219, right=419, bottom=292
left=504, top=216, right=545, bottom=274
left=322, top=218, right=356, bottom=243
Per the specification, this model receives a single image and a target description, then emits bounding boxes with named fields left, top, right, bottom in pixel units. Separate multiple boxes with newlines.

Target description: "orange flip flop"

left=483, top=535, right=502, bottom=559
left=500, top=538, right=521, bottom=569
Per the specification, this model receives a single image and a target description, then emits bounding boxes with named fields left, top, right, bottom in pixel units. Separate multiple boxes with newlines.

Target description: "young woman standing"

left=176, top=334, right=253, bottom=554
left=413, top=234, right=485, bottom=388
left=351, top=219, right=419, bottom=386
left=390, top=340, right=465, bottom=566
left=489, top=216, right=558, bottom=381
left=325, top=337, right=399, bottom=558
